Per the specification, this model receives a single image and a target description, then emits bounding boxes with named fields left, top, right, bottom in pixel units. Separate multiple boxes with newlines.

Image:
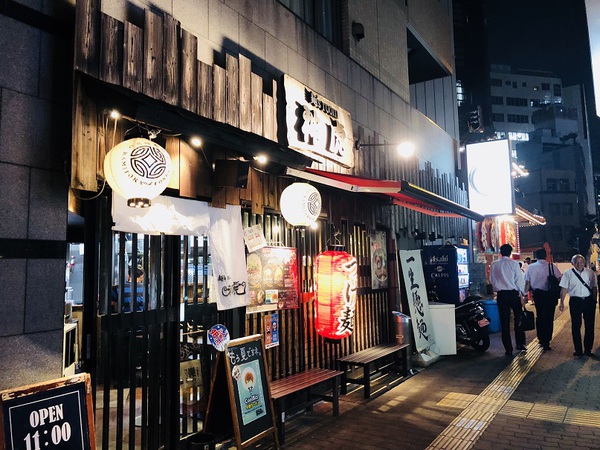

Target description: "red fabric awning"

left=286, top=168, right=484, bottom=221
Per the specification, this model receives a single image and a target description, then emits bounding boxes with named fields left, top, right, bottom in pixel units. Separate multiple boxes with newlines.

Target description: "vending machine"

left=421, top=245, right=470, bottom=305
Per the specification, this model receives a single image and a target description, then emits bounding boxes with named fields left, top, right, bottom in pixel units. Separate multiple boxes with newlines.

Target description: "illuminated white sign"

left=284, top=75, right=354, bottom=168
left=466, top=139, right=514, bottom=216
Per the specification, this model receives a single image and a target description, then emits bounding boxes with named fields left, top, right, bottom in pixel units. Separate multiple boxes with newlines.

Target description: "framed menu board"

left=0, top=374, right=95, bottom=450
left=246, top=246, right=299, bottom=313
left=204, top=335, right=278, bottom=449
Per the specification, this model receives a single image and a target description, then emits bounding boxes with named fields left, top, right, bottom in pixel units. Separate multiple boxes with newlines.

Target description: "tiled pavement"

left=250, top=299, right=600, bottom=449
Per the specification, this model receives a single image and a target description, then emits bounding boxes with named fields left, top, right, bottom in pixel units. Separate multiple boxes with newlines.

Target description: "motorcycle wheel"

left=470, top=326, right=490, bottom=352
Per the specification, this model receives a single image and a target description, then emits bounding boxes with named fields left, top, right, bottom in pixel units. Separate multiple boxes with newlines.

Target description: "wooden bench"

left=337, top=343, right=410, bottom=399
left=270, top=368, right=342, bottom=445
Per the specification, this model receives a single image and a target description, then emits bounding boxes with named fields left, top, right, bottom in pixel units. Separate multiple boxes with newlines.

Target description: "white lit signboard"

left=284, top=75, right=354, bottom=168
left=465, top=139, right=514, bottom=216
left=586, top=0, right=600, bottom=117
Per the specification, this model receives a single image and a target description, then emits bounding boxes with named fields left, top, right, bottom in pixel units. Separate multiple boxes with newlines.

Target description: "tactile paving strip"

left=427, top=309, right=570, bottom=450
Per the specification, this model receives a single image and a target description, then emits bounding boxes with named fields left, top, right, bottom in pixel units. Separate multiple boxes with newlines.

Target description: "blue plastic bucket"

left=481, top=299, right=501, bottom=333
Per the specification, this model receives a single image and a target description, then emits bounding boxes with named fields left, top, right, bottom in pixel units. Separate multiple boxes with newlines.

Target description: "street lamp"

left=354, top=140, right=415, bottom=158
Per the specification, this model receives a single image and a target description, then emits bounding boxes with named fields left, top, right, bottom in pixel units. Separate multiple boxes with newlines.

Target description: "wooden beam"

left=162, top=13, right=179, bottom=105
left=74, top=0, right=99, bottom=77
left=143, top=9, right=164, bottom=99
left=123, top=22, right=143, bottom=93
left=181, top=29, right=198, bottom=112
left=239, top=54, right=252, bottom=132
left=226, top=54, right=239, bottom=128
left=100, top=13, right=122, bottom=85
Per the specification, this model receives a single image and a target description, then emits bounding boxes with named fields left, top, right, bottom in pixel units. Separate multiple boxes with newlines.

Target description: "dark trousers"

left=533, top=289, right=557, bottom=347
left=569, top=296, right=596, bottom=354
left=497, top=290, right=525, bottom=351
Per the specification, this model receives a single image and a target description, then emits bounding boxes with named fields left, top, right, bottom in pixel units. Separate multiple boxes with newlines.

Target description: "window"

left=507, top=114, right=529, bottom=123
left=553, top=84, right=562, bottom=96
left=456, top=80, right=465, bottom=106
left=546, top=178, right=557, bottom=191
left=549, top=202, right=561, bottom=215
left=491, top=96, right=504, bottom=105
left=541, top=83, right=550, bottom=90
left=522, top=82, right=527, bottom=87
left=492, top=113, right=505, bottom=122
left=550, top=226, right=563, bottom=240
left=562, top=203, right=573, bottom=215
left=505, top=80, right=512, bottom=86
left=491, top=78, right=502, bottom=87
left=512, top=81, right=517, bottom=88
left=559, top=178, right=570, bottom=191
left=530, top=99, right=541, bottom=108
left=506, top=97, right=528, bottom=106
left=278, top=0, right=341, bottom=47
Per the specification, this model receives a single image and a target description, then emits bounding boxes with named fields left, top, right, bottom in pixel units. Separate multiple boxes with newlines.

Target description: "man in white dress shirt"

left=524, top=248, right=561, bottom=351
left=490, top=244, right=527, bottom=355
left=559, top=254, right=598, bottom=357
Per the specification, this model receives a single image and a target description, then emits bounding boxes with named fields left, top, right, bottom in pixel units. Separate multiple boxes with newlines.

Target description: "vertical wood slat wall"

left=72, top=0, right=278, bottom=193
left=242, top=204, right=392, bottom=381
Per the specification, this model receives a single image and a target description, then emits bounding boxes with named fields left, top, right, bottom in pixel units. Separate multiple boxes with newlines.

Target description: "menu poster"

left=264, top=313, right=280, bottom=349
left=246, top=247, right=299, bottom=314
left=370, top=231, right=388, bottom=289
left=243, top=224, right=268, bottom=253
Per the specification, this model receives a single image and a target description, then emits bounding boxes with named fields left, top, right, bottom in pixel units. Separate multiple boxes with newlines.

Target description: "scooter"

left=455, top=295, right=490, bottom=351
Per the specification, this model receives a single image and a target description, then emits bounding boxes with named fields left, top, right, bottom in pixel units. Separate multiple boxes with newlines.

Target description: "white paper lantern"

left=280, top=183, right=321, bottom=226
left=104, top=138, right=173, bottom=208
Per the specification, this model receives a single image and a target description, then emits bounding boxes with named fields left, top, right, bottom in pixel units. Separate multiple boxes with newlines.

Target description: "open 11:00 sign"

left=1, top=374, right=95, bottom=450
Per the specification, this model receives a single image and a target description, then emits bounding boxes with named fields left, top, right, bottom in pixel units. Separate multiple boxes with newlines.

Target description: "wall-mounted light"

left=190, top=136, right=202, bottom=148
left=109, top=109, right=121, bottom=120
left=352, top=21, right=365, bottom=41
left=254, top=154, right=268, bottom=164
left=355, top=140, right=415, bottom=158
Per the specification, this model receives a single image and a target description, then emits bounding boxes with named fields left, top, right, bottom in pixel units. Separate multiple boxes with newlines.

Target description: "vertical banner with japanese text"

left=399, top=250, right=435, bottom=352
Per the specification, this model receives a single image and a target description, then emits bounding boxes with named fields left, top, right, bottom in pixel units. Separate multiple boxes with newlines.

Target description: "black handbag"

left=522, top=308, right=535, bottom=331
left=547, top=264, right=561, bottom=300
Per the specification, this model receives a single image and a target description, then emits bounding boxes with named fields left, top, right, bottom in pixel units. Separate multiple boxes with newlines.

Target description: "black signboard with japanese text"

left=0, top=374, right=95, bottom=450
left=204, top=335, right=278, bottom=449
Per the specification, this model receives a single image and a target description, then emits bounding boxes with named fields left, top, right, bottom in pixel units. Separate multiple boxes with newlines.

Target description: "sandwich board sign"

left=204, top=334, right=278, bottom=449
left=0, top=373, right=95, bottom=450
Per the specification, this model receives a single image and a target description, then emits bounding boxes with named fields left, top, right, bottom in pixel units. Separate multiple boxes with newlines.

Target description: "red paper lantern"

left=314, top=250, right=358, bottom=339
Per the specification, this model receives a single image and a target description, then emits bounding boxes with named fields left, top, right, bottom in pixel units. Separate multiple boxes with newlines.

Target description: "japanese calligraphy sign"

left=284, top=75, right=354, bottom=168
left=204, top=335, right=278, bottom=449
left=399, top=250, right=435, bottom=352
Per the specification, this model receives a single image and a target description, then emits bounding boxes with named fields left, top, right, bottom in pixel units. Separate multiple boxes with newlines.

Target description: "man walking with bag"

left=559, top=254, right=598, bottom=357
left=490, top=244, right=527, bottom=355
left=524, top=248, right=562, bottom=351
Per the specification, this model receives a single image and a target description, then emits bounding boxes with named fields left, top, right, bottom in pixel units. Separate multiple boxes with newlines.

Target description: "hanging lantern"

left=104, top=138, right=173, bottom=208
left=280, top=183, right=321, bottom=226
left=314, top=250, right=358, bottom=339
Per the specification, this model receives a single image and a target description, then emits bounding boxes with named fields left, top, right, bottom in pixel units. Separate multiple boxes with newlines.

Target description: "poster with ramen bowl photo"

left=246, top=246, right=299, bottom=314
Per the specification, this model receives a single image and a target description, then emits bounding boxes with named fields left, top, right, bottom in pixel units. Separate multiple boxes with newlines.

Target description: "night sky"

left=484, top=0, right=600, bottom=154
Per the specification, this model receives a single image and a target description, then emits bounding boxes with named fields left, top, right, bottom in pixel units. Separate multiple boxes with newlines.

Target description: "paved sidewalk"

left=248, top=300, right=600, bottom=449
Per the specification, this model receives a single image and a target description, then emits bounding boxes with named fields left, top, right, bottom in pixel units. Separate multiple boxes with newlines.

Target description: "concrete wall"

left=101, top=0, right=458, bottom=176
left=0, top=3, right=71, bottom=389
